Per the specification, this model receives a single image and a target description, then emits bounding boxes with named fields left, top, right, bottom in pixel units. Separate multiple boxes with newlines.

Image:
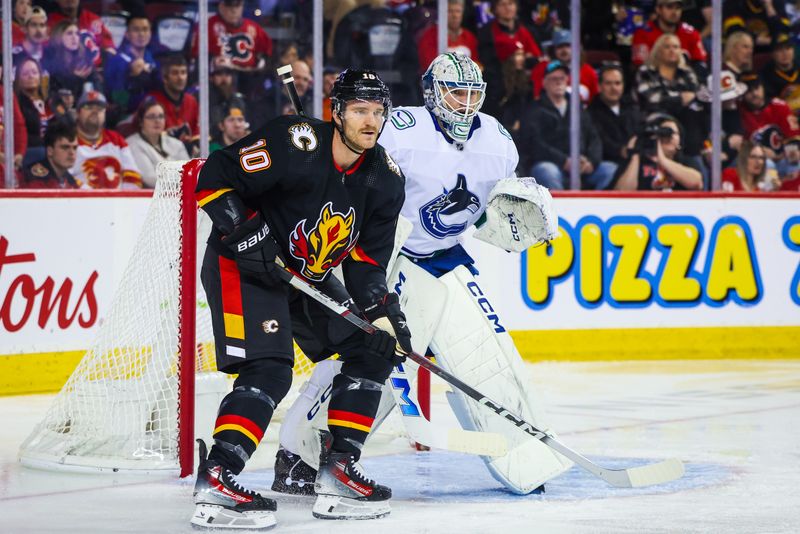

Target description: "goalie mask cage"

left=17, top=161, right=326, bottom=477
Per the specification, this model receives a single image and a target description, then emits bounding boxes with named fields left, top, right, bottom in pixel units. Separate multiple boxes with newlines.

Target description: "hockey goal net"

left=18, top=161, right=339, bottom=476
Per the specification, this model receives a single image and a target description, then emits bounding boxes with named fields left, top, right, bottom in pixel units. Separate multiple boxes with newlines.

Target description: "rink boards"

left=0, top=191, right=798, bottom=394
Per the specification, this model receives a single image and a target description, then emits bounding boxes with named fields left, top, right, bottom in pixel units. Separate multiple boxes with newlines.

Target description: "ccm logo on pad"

left=467, top=281, right=506, bottom=333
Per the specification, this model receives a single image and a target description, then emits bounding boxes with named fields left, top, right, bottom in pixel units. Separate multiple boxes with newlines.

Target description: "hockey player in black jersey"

left=186, top=69, right=412, bottom=529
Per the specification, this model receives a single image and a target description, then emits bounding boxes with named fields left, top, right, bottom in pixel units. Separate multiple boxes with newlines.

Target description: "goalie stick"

left=276, top=64, right=306, bottom=117
left=274, top=265, right=685, bottom=489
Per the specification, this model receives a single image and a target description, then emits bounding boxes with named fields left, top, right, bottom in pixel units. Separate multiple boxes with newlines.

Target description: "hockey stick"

left=275, top=266, right=685, bottom=488
left=276, top=64, right=306, bottom=117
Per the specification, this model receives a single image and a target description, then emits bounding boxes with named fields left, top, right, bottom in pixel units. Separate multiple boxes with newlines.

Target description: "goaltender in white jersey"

left=273, top=52, right=571, bottom=497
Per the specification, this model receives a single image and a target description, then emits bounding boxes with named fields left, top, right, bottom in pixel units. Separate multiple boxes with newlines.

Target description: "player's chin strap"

left=334, top=113, right=366, bottom=156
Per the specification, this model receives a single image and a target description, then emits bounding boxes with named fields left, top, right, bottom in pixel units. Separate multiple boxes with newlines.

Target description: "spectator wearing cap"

left=612, top=113, right=703, bottom=191
left=478, top=0, right=542, bottom=116
left=760, top=30, right=800, bottom=112
left=721, top=141, right=780, bottom=191
left=148, top=55, right=199, bottom=154
left=20, top=118, right=79, bottom=189
left=739, top=72, right=800, bottom=159
left=209, top=62, right=246, bottom=129
left=14, top=56, right=51, bottom=164
left=71, top=90, right=142, bottom=189
left=44, top=20, right=103, bottom=100
left=636, top=33, right=699, bottom=117
left=210, top=104, right=250, bottom=152
left=632, top=0, right=707, bottom=70
left=696, top=70, right=747, bottom=169
left=531, top=29, right=598, bottom=104
left=520, top=60, right=616, bottom=190
left=12, top=5, right=48, bottom=65
left=126, top=98, right=189, bottom=189
left=191, top=0, right=272, bottom=97
left=105, top=15, right=159, bottom=117
left=588, top=63, right=641, bottom=166
left=48, top=0, right=116, bottom=56
left=417, top=0, right=479, bottom=75
left=0, top=63, right=29, bottom=179
left=723, top=31, right=754, bottom=79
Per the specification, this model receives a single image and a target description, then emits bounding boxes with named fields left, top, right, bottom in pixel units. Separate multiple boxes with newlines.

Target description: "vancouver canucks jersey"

left=378, top=106, right=519, bottom=258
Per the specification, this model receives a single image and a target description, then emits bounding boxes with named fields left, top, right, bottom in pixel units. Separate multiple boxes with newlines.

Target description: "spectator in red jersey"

left=632, top=0, right=707, bottom=70
left=44, top=20, right=103, bottom=100
left=478, top=0, right=542, bottom=117
left=20, top=118, right=79, bottom=189
left=48, top=0, right=116, bottom=56
left=12, top=6, right=49, bottom=65
left=531, top=29, right=598, bottom=104
left=12, top=0, right=32, bottom=46
left=192, top=0, right=273, bottom=96
left=13, top=56, right=51, bottom=164
left=739, top=72, right=800, bottom=148
left=760, top=30, right=800, bottom=113
left=71, top=90, right=141, bottom=189
left=0, top=63, right=28, bottom=179
left=148, top=54, right=199, bottom=154
left=723, top=30, right=754, bottom=79
left=721, top=140, right=780, bottom=191
left=417, top=0, right=479, bottom=74
left=125, top=98, right=189, bottom=189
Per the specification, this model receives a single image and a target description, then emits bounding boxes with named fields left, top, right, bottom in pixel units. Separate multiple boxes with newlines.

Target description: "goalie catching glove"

left=221, top=212, right=283, bottom=286
left=473, top=177, right=558, bottom=252
left=364, top=293, right=412, bottom=365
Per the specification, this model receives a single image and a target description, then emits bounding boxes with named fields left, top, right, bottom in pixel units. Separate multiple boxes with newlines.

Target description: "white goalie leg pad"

left=431, top=266, right=573, bottom=494
left=473, top=177, right=558, bottom=252
left=279, top=359, right=341, bottom=470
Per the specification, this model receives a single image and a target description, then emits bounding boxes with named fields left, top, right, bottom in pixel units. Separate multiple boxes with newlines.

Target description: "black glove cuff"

left=222, top=213, right=271, bottom=255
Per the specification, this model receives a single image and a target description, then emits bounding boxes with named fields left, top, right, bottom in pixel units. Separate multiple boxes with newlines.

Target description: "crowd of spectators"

left=2, top=0, right=800, bottom=192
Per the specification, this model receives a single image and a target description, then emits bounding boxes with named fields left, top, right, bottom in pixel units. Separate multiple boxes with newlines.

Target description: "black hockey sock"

left=326, top=373, right=383, bottom=460
left=208, top=359, right=292, bottom=474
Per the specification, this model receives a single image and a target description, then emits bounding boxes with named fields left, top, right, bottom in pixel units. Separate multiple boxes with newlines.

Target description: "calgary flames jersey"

left=72, top=129, right=142, bottom=189
left=196, top=115, right=405, bottom=311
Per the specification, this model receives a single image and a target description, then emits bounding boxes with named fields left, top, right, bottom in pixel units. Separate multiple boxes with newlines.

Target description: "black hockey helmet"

left=330, top=68, right=392, bottom=118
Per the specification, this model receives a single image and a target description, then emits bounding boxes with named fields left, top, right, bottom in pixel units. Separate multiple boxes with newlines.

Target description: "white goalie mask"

left=422, top=53, right=486, bottom=144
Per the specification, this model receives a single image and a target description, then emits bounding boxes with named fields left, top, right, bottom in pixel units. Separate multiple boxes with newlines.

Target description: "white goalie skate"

left=191, top=440, right=277, bottom=530
left=312, top=431, right=391, bottom=520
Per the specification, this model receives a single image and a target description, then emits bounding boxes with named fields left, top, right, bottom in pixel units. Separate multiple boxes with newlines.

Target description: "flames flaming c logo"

left=289, top=202, right=358, bottom=281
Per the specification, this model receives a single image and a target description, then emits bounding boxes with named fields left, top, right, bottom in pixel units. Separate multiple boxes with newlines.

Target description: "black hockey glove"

left=221, top=213, right=284, bottom=286
left=364, top=293, right=412, bottom=364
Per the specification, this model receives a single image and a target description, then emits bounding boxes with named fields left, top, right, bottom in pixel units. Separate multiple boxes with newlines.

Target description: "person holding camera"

left=611, top=114, right=703, bottom=191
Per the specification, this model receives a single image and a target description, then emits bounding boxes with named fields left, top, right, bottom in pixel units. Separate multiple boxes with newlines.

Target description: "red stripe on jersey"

left=218, top=256, right=243, bottom=315
left=349, top=244, right=378, bottom=266
left=214, top=414, right=265, bottom=442
left=328, top=410, right=375, bottom=428
left=333, top=152, right=366, bottom=174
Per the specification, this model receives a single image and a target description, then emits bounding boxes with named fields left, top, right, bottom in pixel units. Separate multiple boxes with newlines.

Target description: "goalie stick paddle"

left=276, top=64, right=306, bottom=117
left=275, top=265, right=685, bottom=489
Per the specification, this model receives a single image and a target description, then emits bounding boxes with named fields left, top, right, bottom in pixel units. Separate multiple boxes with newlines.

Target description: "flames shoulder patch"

left=288, top=122, right=319, bottom=152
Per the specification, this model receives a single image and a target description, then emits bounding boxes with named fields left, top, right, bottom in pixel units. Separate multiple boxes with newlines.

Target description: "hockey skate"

left=191, top=440, right=278, bottom=530
left=271, top=447, right=317, bottom=496
left=312, top=430, right=391, bottom=520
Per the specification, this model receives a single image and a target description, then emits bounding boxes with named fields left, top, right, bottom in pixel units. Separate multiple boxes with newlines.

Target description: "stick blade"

left=604, top=457, right=685, bottom=488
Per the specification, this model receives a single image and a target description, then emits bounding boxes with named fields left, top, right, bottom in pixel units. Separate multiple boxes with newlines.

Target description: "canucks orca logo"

left=419, top=174, right=480, bottom=239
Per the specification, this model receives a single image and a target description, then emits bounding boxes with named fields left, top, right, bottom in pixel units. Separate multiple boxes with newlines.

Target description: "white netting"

left=19, top=161, right=316, bottom=474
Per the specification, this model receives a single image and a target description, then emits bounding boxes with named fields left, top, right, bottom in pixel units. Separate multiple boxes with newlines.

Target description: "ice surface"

left=1, top=360, right=799, bottom=533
